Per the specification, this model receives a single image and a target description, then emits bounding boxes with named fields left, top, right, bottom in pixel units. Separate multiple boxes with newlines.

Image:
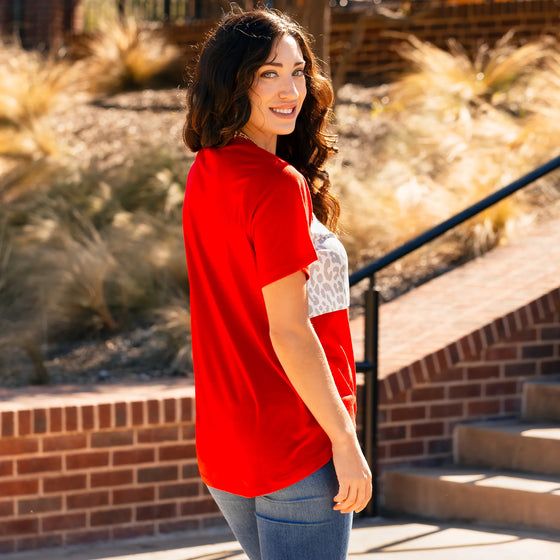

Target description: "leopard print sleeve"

left=307, top=215, right=350, bottom=318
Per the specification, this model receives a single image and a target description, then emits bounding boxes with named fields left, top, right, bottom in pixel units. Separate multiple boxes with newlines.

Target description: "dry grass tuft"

left=76, top=17, right=183, bottom=93
left=335, top=32, right=560, bottom=297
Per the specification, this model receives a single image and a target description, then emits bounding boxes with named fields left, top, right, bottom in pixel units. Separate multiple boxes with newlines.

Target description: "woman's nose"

left=279, top=77, right=299, bottom=99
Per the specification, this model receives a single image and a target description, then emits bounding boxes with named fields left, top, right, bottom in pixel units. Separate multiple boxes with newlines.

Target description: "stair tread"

left=460, top=420, right=560, bottom=440
left=390, top=466, right=560, bottom=494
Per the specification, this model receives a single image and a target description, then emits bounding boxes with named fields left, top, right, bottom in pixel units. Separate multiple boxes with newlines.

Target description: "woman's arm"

left=262, top=270, right=372, bottom=514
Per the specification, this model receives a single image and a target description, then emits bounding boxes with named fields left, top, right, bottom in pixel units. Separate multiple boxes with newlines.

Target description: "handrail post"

left=363, top=275, right=379, bottom=517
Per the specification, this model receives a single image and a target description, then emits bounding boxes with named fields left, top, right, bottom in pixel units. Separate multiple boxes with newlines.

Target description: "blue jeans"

left=207, top=459, right=353, bottom=560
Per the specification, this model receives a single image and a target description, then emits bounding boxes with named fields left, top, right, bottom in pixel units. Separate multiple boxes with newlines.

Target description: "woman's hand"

left=332, top=435, right=373, bottom=514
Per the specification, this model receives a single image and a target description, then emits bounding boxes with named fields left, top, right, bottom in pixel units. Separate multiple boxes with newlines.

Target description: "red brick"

left=138, top=465, right=178, bottom=484
left=33, top=409, right=47, bottom=434
left=16, top=535, right=63, bottom=552
left=485, top=381, right=518, bottom=396
left=389, top=406, right=426, bottom=422
left=509, top=328, right=538, bottom=342
left=541, top=327, right=560, bottom=340
left=147, top=400, right=160, bottom=424
left=505, top=362, right=536, bottom=377
left=17, top=456, right=62, bottom=475
left=429, top=402, right=464, bottom=418
left=113, top=448, right=155, bottom=466
left=164, top=398, right=177, bottom=423
left=0, top=460, right=13, bottom=477
left=448, top=383, right=481, bottom=399
left=137, top=426, right=178, bottom=444
left=0, top=500, right=13, bottom=517
left=113, top=486, right=155, bottom=505
left=159, top=482, right=200, bottom=500
left=43, top=434, right=87, bottom=452
left=90, top=508, right=132, bottom=526
left=181, top=397, right=193, bottom=422
left=542, top=360, right=560, bottom=375
left=115, top=402, right=127, bottom=427
left=65, top=406, right=78, bottom=431
left=66, top=451, right=109, bottom=470
left=159, top=444, right=196, bottom=462
left=467, top=399, right=501, bottom=416
left=136, top=503, right=177, bottom=521
left=49, top=407, right=63, bottom=433
left=67, top=491, right=109, bottom=510
left=0, top=519, right=38, bottom=537
left=42, top=513, right=86, bottom=532
left=410, top=386, right=445, bottom=402
left=0, top=479, right=38, bottom=497
left=18, top=410, right=31, bottom=436
left=98, top=403, right=112, bottom=429
left=18, top=496, right=62, bottom=515
left=182, top=423, right=196, bottom=440
left=1, top=412, right=14, bottom=437
left=43, top=474, right=86, bottom=493
left=389, top=441, right=424, bottom=458
left=0, top=438, right=38, bottom=455
left=182, top=462, right=200, bottom=479
left=428, top=438, right=453, bottom=454
left=466, top=365, right=500, bottom=380
left=504, top=397, right=521, bottom=414
left=159, top=519, right=200, bottom=534
left=483, top=346, right=517, bottom=361
left=522, top=344, right=554, bottom=359
left=91, top=470, right=133, bottom=488
left=114, top=524, right=155, bottom=540
left=410, top=421, right=445, bottom=438
left=378, top=425, right=406, bottom=441
left=66, top=529, right=110, bottom=545
left=131, top=401, right=144, bottom=425
left=81, top=405, right=95, bottom=430
left=91, top=430, right=133, bottom=448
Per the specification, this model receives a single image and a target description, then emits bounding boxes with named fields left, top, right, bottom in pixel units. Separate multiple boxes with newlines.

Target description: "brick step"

left=523, top=377, right=560, bottom=422
left=384, top=467, right=560, bottom=532
left=454, top=420, right=560, bottom=476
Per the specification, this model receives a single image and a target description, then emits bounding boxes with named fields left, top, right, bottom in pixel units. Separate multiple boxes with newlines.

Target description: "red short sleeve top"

left=183, top=138, right=355, bottom=497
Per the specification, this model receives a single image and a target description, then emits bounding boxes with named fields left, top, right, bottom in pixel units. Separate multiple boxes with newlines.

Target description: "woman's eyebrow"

left=262, top=60, right=305, bottom=67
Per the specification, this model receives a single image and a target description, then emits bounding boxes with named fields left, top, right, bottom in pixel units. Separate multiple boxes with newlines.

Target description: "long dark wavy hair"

left=183, top=8, right=340, bottom=231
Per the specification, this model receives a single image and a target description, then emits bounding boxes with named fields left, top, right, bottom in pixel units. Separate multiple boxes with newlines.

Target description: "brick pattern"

left=163, top=2, right=560, bottom=81
left=0, top=0, right=80, bottom=49
left=329, top=1, right=560, bottom=80
left=0, top=387, right=220, bottom=554
left=377, top=309, right=560, bottom=472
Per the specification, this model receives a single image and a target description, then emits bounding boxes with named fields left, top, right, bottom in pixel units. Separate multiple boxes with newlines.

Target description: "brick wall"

left=329, top=0, right=560, bottom=80
left=0, top=0, right=80, bottom=49
left=376, top=289, right=560, bottom=480
left=162, top=1, right=560, bottom=82
left=0, top=383, right=220, bottom=554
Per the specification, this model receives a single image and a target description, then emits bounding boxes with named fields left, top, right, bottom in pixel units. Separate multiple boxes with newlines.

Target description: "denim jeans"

left=207, top=459, right=353, bottom=560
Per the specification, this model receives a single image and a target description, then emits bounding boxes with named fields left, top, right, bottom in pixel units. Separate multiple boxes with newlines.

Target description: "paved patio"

left=3, top=516, right=560, bottom=559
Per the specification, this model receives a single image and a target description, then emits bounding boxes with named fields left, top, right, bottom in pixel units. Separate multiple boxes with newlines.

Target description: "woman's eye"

left=293, top=68, right=305, bottom=77
left=261, top=71, right=277, bottom=78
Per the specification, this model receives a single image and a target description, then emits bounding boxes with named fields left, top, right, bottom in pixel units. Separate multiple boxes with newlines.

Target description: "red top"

left=183, top=138, right=356, bottom=497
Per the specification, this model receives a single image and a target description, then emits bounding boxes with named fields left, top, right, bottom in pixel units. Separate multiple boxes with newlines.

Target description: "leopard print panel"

left=307, top=215, right=350, bottom=319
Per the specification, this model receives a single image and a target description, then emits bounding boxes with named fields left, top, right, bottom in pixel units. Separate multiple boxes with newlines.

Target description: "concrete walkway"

left=3, top=517, right=560, bottom=560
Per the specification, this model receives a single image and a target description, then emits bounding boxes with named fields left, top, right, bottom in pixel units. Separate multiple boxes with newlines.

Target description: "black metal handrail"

left=352, top=154, right=560, bottom=517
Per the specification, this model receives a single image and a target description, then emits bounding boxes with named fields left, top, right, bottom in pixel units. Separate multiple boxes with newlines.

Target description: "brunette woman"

left=182, top=8, right=372, bottom=560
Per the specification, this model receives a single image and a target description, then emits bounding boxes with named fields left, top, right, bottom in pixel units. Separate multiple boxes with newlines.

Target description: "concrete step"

left=384, top=466, right=560, bottom=532
left=523, top=377, right=560, bottom=422
left=454, top=420, right=560, bottom=476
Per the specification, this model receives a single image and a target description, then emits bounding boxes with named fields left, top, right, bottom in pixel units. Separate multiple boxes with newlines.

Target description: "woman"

left=182, top=8, right=372, bottom=560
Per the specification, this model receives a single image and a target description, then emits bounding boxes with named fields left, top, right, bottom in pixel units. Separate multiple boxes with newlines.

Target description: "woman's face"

left=242, top=34, right=307, bottom=154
